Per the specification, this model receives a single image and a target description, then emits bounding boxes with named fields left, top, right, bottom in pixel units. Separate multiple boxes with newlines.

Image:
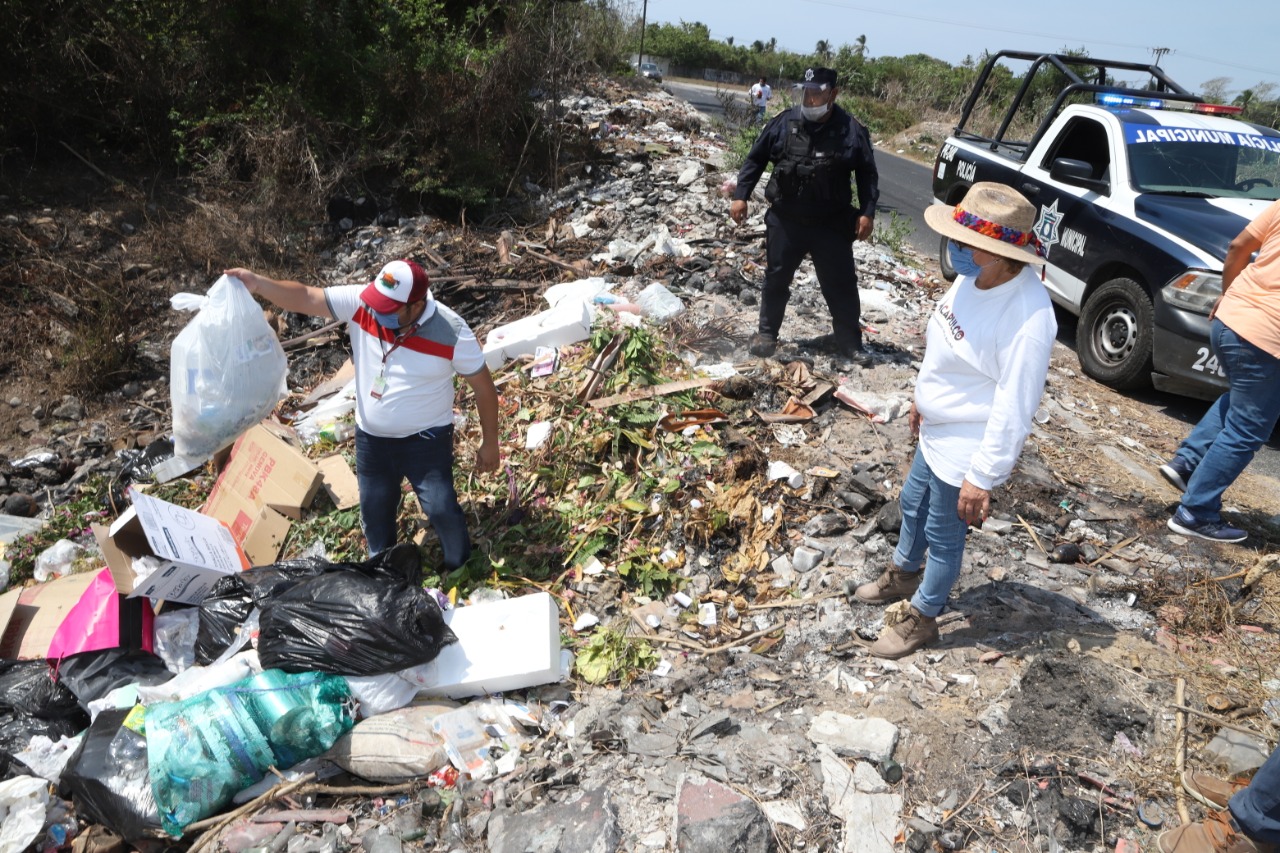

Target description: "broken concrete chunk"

left=853, top=760, right=889, bottom=793
left=488, top=787, right=620, bottom=853
left=803, top=512, right=851, bottom=537
left=981, top=516, right=1014, bottom=535
left=819, top=745, right=903, bottom=853
left=808, top=712, right=899, bottom=763
left=792, top=546, right=824, bottom=573
left=675, top=773, right=773, bottom=853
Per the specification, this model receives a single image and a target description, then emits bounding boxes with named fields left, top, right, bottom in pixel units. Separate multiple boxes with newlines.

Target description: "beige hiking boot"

left=1156, top=810, right=1277, bottom=852
left=1182, top=770, right=1248, bottom=810
left=868, top=606, right=939, bottom=659
left=853, top=568, right=922, bottom=605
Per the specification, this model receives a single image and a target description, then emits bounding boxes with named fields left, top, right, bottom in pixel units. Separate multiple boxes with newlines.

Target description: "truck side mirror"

left=1051, top=158, right=1110, bottom=195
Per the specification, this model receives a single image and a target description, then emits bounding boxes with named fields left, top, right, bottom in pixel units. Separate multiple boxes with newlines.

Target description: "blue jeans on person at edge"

left=1173, top=318, right=1280, bottom=523
left=355, top=425, right=471, bottom=570
left=1231, top=744, right=1280, bottom=844
left=893, top=449, right=970, bottom=618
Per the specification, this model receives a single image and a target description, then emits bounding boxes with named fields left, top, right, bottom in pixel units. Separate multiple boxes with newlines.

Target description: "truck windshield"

left=1126, top=125, right=1280, bottom=200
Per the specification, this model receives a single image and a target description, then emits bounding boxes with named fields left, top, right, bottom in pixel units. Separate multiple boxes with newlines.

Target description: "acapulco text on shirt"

left=937, top=301, right=965, bottom=341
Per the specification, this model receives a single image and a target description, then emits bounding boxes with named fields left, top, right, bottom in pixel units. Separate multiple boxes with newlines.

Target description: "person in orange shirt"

left=1158, top=199, right=1280, bottom=543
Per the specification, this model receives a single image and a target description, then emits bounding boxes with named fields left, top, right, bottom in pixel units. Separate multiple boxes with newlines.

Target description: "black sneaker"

left=748, top=332, right=778, bottom=357
left=1167, top=506, right=1247, bottom=543
left=1159, top=457, right=1194, bottom=492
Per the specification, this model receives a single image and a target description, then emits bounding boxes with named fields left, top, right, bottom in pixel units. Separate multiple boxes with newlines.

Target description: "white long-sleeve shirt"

left=915, top=267, right=1057, bottom=490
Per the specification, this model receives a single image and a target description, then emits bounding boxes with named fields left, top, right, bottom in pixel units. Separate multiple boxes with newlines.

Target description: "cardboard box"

left=482, top=299, right=594, bottom=370
left=94, top=488, right=250, bottom=605
left=400, top=592, right=562, bottom=699
left=203, top=424, right=323, bottom=565
left=317, top=454, right=360, bottom=510
left=0, top=567, right=152, bottom=660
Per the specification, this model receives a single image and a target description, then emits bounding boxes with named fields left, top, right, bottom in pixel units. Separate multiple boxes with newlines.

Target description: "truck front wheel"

left=939, top=235, right=958, bottom=281
left=1076, top=277, right=1154, bottom=390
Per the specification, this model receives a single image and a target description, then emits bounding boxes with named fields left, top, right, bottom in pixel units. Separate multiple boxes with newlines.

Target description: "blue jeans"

left=355, top=425, right=471, bottom=571
left=1230, top=744, right=1280, bottom=843
left=894, top=449, right=970, bottom=618
left=1176, top=319, right=1280, bottom=522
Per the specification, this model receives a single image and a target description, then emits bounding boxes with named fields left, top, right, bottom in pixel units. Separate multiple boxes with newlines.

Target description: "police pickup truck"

left=932, top=51, right=1280, bottom=399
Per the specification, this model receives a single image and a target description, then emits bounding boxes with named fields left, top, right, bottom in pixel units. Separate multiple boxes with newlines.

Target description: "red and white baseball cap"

left=360, top=259, right=430, bottom=318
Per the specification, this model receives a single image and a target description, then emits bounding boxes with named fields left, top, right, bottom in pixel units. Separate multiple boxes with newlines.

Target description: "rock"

left=674, top=773, right=774, bottom=853
left=759, top=800, right=807, bottom=831
left=876, top=500, right=902, bottom=533
left=52, top=395, right=85, bottom=421
left=4, top=493, right=38, bottom=517
left=981, top=517, right=1014, bottom=534
left=487, top=787, right=620, bottom=853
left=818, top=745, right=903, bottom=853
left=804, top=512, right=850, bottom=537
left=808, top=712, right=899, bottom=763
left=852, top=761, right=889, bottom=793
left=978, top=703, right=1009, bottom=736
left=792, top=546, right=823, bottom=573
left=850, top=471, right=883, bottom=497
left=677, top=163, right=702, bottom=186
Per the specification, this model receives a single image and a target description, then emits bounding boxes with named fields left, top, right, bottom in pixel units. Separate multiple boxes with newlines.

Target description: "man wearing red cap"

left=226, top=260, right=500, bottom=570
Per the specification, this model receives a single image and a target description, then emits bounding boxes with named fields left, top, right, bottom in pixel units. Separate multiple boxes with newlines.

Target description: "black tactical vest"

left=764, top=116, right=850, bottom=213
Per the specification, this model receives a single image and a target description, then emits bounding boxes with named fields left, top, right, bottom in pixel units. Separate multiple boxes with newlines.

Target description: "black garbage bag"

left=194, top=555, right=357, bottom=664
left=61, top=706, right=162, bottom=843
left=0, top=660, right=89, bottom=755
left=0, top=659, right=83, bottom=720
left=0, top=748, right=33, bottom=782
left=56, top=649, right=173, bottom=713
left=0, top=708, right=86, bottom=755
left=257, top=544, right=457, bottom=676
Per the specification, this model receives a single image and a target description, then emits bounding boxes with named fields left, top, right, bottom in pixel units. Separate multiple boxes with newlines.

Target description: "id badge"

left=370, top=373, right=388, bottom=400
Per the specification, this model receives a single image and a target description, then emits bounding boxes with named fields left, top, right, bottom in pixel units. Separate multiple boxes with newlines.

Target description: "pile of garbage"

left=1, top=77, right=1278, bottom=853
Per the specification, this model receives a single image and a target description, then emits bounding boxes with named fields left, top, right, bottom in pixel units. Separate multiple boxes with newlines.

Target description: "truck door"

left=1018, top=116, right=1123, bottom=313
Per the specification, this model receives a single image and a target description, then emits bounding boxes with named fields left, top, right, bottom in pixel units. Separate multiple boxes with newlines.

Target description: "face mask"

left=801, top=103, right=831, bottom=121
left=948, top=242, right=989, bottom=278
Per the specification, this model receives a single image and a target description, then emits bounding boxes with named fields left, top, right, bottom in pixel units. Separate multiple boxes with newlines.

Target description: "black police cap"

left=800, top=67, right=838, bottom=89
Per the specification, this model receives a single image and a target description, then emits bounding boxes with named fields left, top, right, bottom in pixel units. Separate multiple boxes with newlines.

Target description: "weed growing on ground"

left=874, top=210, right=913, bottom=263
left=4, top=478, right=112, bottom=589
left=575, top=626, right=659, bottom=685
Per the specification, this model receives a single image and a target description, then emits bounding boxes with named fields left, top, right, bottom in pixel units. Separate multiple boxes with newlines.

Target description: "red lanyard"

left=378, top=323, right=419, bottom=365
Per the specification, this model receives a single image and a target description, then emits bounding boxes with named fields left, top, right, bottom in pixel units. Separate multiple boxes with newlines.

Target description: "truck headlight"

left=1162, top=271, right=1222, bottom=315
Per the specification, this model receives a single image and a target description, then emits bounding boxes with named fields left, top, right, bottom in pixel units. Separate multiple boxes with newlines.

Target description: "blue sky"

left=639, top=0, right=1280, bottom=95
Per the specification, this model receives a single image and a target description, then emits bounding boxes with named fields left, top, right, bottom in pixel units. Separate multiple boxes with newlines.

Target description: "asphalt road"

left=668, top=78, right=1280, bottom=513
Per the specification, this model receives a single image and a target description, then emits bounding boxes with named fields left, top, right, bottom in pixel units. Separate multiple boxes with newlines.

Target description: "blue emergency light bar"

left=1094, top=92, right=1243, bottom=115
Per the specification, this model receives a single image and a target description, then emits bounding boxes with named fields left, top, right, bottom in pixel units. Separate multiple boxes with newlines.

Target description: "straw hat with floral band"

left=924, top=182, right=1045, bottom=267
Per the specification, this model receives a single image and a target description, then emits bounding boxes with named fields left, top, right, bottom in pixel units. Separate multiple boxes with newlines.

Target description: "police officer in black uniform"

left=729, top=67, right=879, bottom=360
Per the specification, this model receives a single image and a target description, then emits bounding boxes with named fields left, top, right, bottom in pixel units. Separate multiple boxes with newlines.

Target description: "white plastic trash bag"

left=169, top=274, right=288, bottom=463
left=0, top=775, right=50, bottom=853
left=636, top=282, right=685, bottom=323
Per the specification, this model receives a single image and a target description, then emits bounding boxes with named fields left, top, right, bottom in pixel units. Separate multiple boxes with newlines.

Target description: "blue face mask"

left=948, top=241, right=985, bottom=278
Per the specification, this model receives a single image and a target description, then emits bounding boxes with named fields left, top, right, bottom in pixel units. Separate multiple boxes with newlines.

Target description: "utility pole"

left=1150, top=47, right=1171, bottom=67
left=638, top=0, right=648, bottom=67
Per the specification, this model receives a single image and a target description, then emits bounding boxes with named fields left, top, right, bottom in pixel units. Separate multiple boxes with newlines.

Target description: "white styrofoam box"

left=399, top=592, right=562, bottom=699
left=482, top=299, right=594, bottom=370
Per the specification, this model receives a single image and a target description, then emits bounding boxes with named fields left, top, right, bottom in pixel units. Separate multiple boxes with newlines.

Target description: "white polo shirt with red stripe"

left=325, top=285, right=486, bottom=438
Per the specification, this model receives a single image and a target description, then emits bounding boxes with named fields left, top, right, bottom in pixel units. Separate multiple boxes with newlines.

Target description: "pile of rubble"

left=1, top=78, right=1278, bottom=853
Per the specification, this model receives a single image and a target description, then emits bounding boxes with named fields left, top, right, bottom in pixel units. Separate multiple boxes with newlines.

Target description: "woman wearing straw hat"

left=854, top=182, right=1058, bottom=658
